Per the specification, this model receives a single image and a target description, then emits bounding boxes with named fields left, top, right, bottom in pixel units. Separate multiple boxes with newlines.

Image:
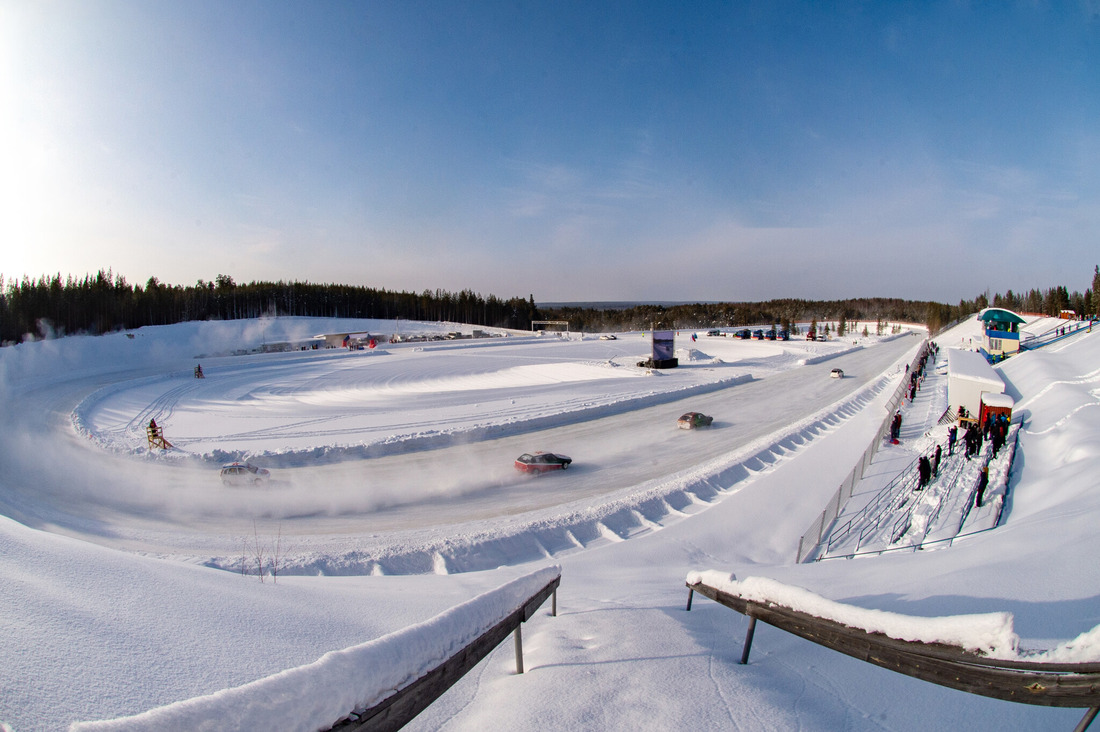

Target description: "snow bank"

left=70, top=565, right=560, bottom=732
left=1027, top=624, right=1100, bottom=663
left=686, top=572, right=1019, bottom=658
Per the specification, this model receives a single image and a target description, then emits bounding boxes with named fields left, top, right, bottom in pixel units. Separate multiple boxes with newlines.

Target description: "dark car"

left=736, top=329, right=751, bottom=339
left=515, top=452, right=573, bottom=474
left=677, top=412, right=714, bottom=430
left=220, top=462, right=270, bottom=486
left=765, top=330, right=777, bottom=340
left=778, top=330, right=790, bottom=341
left=752, top=329, right=764, bottom=339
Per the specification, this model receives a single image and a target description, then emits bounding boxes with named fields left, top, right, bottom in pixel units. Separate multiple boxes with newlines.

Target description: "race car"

left=514, top=452, right=573, bottom=474
left=220, top=462, right=270, bottom=486
left=677, top=412, right=714, bottom=429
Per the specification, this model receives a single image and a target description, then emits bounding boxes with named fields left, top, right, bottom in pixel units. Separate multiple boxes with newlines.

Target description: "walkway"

left=814, top=344, right=1015, bottom=560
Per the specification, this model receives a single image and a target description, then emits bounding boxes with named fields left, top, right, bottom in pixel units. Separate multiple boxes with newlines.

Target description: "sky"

left=2, top=1, right=1098, bottom=304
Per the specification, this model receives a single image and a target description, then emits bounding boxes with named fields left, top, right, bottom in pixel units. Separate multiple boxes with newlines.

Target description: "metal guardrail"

left=686, top=578, right=1100, bottom=731
left=1020, top=319, right=1096, bottom=351
left=333, top=573, right=560, bottom=731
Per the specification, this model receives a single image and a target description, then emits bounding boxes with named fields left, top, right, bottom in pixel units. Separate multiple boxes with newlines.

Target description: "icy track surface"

left=0, top=318, right=919, bottom=574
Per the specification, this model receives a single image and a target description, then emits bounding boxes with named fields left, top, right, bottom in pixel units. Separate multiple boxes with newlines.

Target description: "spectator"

left=976, top=465, right=989, bottom=507
left=917, top=455, right=932, bottom=490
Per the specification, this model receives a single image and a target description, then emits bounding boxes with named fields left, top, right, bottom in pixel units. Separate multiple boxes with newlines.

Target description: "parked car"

left=599, top=334, right=617, bottom=340
left=706, top=330, right=721, bottom=337
left=807, top=332, right=817, bottom=341
left=752, top=329, right=764, bottom=340
left=830, top=368, right=844, bottom=378
left=765, top=330, right=777, bottom=340
left=677, top=412, right=714, bottom=429
left=515, top=452, right=573, bottom=474
left=736, top=329, right=751, bottom=339
left=220, top=462, right=270, bottom=486
left=778, top=330, right=790, bottom=341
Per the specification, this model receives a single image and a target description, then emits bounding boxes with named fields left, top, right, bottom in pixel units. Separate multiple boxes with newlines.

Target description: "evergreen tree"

left=1092, top=265, right=1100, bottom=316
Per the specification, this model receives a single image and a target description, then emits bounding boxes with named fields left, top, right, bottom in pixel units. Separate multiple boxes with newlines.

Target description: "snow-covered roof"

left=978, top=308, right=1026, bottom=325
left=947, top=348, right=1004, bottom=388
left=981, top=392, right=1015, bottom=409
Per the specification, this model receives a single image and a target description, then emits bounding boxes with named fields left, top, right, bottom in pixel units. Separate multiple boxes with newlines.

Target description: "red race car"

left=514, top=452, right=573, bottom=474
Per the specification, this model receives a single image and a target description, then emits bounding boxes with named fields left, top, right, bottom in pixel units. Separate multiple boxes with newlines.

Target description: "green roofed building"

left=978, top=308, right=1027, bottom=361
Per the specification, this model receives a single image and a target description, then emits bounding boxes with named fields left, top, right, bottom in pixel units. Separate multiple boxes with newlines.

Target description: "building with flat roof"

left=947, top=348, right=1006, bottom=423
left=977, top=308, right=1027, bottom=361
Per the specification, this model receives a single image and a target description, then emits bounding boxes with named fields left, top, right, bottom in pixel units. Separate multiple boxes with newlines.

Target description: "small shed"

left=947, top=348, right=1005, bottom=423
left=980, top=391, right=1015, bottom=426
left=978, top=308, right=1026, bottom=360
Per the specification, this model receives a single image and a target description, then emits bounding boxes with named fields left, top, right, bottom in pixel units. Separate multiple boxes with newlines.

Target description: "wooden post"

left=513, top=625, right=524, bottom=674
left=551, top=588, right=557, bottom=617
left=686, top=588, right=694, bottom=611
left=740, top=616, right=757, bottom=665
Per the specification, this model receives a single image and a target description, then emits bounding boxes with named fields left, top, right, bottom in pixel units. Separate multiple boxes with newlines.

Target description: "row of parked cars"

left=738, top=329, right=789, bottom=341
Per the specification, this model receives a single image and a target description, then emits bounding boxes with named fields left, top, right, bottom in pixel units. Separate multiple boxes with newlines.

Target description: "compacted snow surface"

left=1, top=316, right=1099, bottom=731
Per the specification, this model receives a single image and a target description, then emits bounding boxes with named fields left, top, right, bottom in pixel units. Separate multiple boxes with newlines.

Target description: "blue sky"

left=2, top=1, right=1098, bottom=304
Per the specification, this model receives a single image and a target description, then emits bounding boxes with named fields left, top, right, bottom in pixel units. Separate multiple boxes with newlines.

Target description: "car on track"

left=599, top=334, right=617, bottom=340
left=677, top=412, right=714, bottom=429
left=830, top=368, right=844, bottom=379
left=220, top=462, right=270, bottom=486
left=514, top=452, right=573, bottom=474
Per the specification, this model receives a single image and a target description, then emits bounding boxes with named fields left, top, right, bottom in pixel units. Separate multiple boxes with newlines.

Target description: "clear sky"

left=2, top=1, right=1098, bottom=304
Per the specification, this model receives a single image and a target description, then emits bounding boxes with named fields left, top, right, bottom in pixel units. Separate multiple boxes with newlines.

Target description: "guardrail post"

left=552, top=588, right=557, bottom=617
left=514, top=625, right=524, bottom=674
left=686, top=588, right=694, bottom=611
left=1074, top=706, right=1098, bottom=732
left=740, top=616, right=757, bottom=665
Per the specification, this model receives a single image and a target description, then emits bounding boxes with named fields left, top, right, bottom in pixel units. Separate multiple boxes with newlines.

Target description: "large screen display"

left=652, top=330, right=675, bottom=361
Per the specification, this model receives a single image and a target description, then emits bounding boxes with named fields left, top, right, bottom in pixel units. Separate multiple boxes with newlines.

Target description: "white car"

left=220, top=462, right=270, bottom=486
left=599, top=334, right=617, bottom=340
left=830, top=368, right=844, bottom=379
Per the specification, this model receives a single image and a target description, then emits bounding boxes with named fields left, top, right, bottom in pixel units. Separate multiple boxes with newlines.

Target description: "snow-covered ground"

left=1, top=315, right=1098, bottom=731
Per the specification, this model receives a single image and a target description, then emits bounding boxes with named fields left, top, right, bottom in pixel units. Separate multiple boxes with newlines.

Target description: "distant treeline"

left=0, top=271, right=539, bottom=344
left=1, top=268, right=1096, bottom=345
left=536, top=276, right=1096, bottom=336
